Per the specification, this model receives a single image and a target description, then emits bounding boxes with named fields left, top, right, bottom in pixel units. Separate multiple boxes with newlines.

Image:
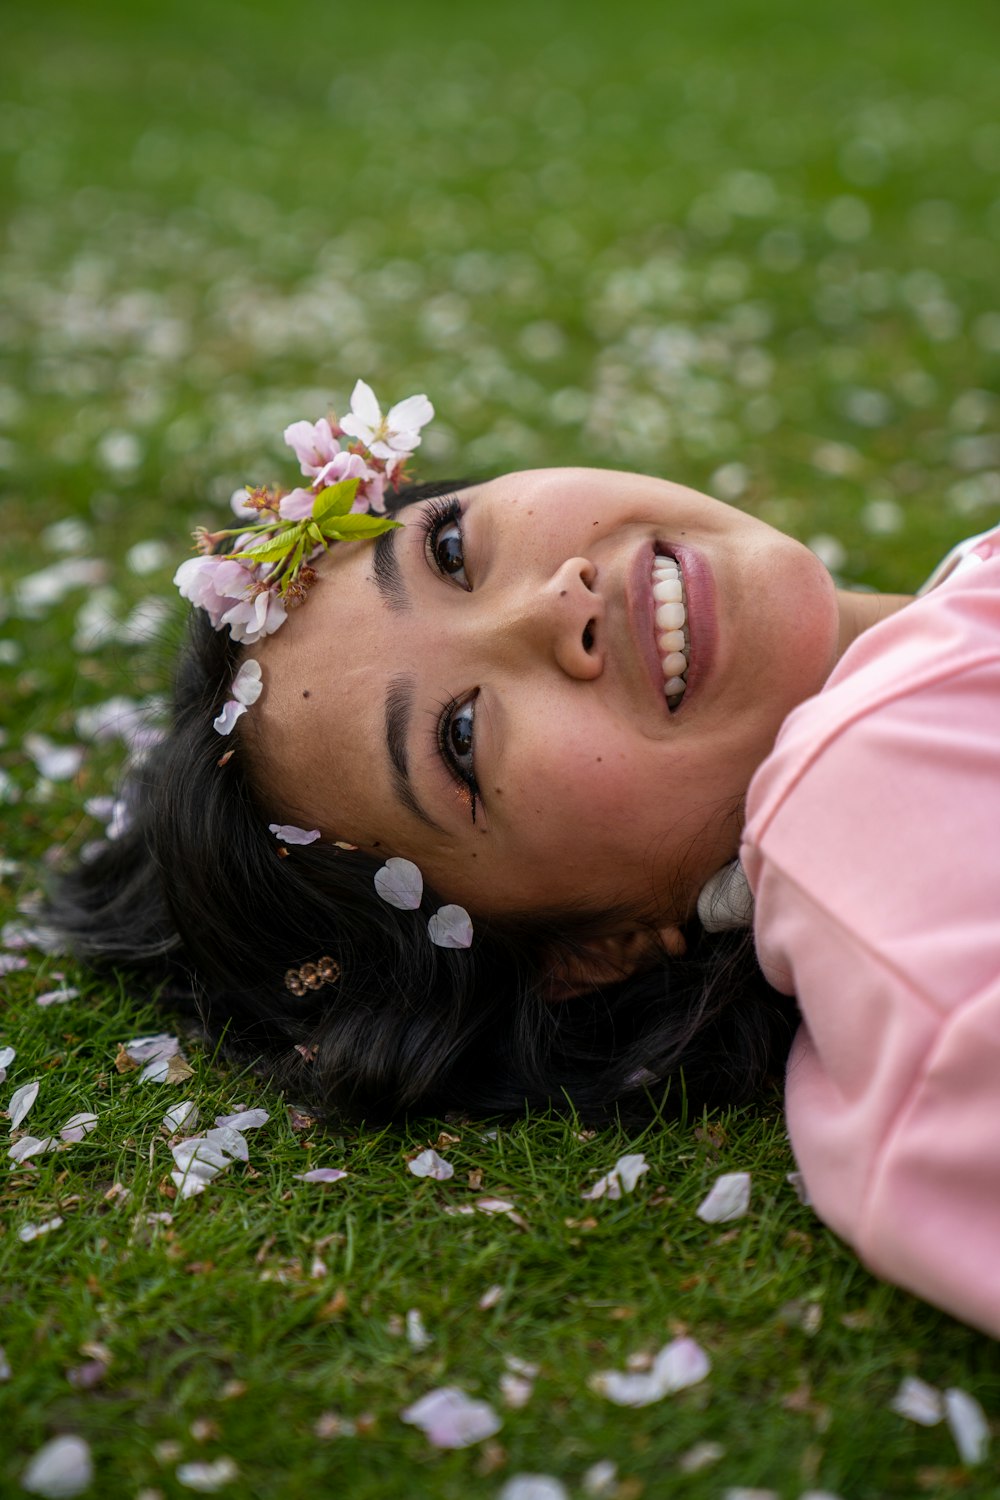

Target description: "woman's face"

left=253, top=468, right=840, bottom=930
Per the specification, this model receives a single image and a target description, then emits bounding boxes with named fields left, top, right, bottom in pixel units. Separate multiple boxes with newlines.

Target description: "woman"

left=50, top=384, right=1000, bottom=1337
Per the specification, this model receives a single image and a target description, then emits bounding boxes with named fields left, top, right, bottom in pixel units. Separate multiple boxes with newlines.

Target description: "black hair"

left=46, top=482, right=798, bottom=1126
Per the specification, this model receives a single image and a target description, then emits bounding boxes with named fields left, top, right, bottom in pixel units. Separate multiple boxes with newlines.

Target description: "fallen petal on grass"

left=176, top=1456, right=240, bottom=1490
left=696, top=1171, right=751, bottom=1223
left=408, top=1148, right=454, bottom=1180
left=294, top=1168, right=348, bottom=1183
left=20, top=1433, right=93, bottom=1497
left=8, top=1079, right=40, bottom=1129
left=944, top=1387, right=990, bottom=1464
left=401, top=1386, right=501, bottom=1448
left=582, top=1152, right=649, bottom=1201
left=591, top=1336, right=710, bottom=1406
left=890, top=1375, right=944, bottom=1426
left=498, top=1478, right=568, bottom=1500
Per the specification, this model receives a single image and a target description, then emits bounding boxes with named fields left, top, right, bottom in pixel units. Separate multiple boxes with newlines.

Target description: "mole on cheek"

left=302, top=690, right=311, bottom=699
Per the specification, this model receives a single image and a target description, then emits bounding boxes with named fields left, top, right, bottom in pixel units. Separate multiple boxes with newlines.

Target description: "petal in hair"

left=268, top=824, right=321, bottom=845
left=213, top=700, right=247, bottom=736
left=374, top=857, right=424, bottom=910
left=231, top=658, right=263, bottom=705
left=427, top=905, right=473, bottom=948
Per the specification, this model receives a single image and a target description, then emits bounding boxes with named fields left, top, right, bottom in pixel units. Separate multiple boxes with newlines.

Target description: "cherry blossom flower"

left=340, top=380, right=434, bottom=462
left=174, top=555, right=287, bottom=644
left=284, top=417, right=341, bottom=477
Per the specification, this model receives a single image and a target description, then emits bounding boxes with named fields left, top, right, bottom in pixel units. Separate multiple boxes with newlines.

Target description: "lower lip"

left=650, top=542, right=717, bottom=712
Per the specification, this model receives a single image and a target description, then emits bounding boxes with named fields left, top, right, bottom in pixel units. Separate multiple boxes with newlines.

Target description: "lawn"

left=1, top=0, right=999, bottom=1495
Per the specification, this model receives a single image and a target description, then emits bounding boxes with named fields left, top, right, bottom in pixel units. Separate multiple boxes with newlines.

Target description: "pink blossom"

left=340, top=380, right=434, bottom=462
left=277, top=487, right=318, bottom=522
left=175, top=555, right=288, bottom=645
left=284, top=417, right=341, bottom=477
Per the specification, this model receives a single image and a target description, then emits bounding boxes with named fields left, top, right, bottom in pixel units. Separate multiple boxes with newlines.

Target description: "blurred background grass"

left=2, top=1, right=1000, bottom=1496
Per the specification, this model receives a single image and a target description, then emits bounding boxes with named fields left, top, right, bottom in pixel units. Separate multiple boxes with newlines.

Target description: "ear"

left=543, top=924, right=686, bottom=1003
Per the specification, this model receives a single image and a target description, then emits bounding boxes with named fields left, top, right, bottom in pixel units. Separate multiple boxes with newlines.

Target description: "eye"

left=421, top=497, right=471, bottom=590
left=434, top=521, right=467, bottom=582
left=448, top=698, right=475, bottom=770
left=437, top=690, right=480, bottom=824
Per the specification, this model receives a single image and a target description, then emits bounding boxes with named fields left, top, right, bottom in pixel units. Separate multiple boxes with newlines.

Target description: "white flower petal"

left=294, top=1167, right=348, bottom=1183
left=37, top=988, right=79, bottom=1007
left=163, top=1101, right=199, bottom=1134
left=583, top=1152, right=649, bottom=1199
left=348, top=379, right=381, bottom=429
left=591, top=1337, right=710, bottom=1407
left=268, top=823, right=320, bottom=845
left=373, top=857, right=424, bottom=909
left=18, top=1216, right=63, bottom=1242
left=9, top=1135, right=58, bottom=1162
left=696, top=1170, right=751, bottom=1223
left=401, top=1386, right=501, bottom=1448
left=59, top=1112, right=98, bottom=1142
left=408, top=1148, right=454, bottom=1180
left=231, top=658, right=263, bottom=705
left=944, top=1387, right=990, bottom=1465
left=125, top=1033, right=179, bottom=1063
left=9, top=1079, right=40, bottom=1129
left=20, top=1434, right=93, bottom=1497
left=0, top=1045, right=16, bottom=1067
left=406, top=1309, right=432, bottom=1350
left=214, top=1108, right=268, bottom=1131
left=582, top=1460, right=618, bottom=1497
left=175, top=1456, right=240, bottom=1491
left=213, top=699, right=246, bottom=736
left=890, top=1375, right=944, bottom=1426
left=387, top=393, right=434, bottom=433
left=652, top=1336, right=711, bottom=1392
left=427, top=904, right=473, bottom=948
left=498, top=1478, right=568, bottom=1500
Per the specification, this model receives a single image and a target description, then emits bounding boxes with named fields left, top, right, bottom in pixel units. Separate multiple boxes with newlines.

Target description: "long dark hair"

left=46, top=483, right=798, bottom=1125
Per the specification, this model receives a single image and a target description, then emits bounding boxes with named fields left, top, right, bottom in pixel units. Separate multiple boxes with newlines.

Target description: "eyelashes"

left=420, top=496, right=481, bottom=825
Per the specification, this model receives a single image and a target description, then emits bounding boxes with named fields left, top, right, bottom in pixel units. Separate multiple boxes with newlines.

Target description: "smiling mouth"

left=652, top=552, right=689, bottom=709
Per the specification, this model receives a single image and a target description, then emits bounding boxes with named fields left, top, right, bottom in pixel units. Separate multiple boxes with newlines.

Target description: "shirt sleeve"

left=741, top=552, right=1000, bottom=1337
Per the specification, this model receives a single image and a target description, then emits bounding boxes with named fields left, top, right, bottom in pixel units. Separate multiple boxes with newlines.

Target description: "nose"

left=485, top=555, right=605, bottom=680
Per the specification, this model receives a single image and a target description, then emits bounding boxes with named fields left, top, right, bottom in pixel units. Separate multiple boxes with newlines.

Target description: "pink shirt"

left=741, top=525, right=1000, bottom=1337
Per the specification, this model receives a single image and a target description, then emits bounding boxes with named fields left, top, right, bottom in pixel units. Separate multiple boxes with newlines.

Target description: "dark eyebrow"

left=372, top=524, right=410, bottom=612
left=384, top=674, right=446, bottom=833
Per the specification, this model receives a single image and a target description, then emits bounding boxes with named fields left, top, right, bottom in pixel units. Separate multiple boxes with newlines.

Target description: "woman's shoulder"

left=745, top=519, right=1000, bottom=850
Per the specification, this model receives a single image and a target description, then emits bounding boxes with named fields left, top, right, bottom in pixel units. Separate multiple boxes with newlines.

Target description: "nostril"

left=582, top=620, right=595, bottom=652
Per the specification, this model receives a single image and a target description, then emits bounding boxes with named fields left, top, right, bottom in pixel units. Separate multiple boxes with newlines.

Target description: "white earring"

left=697, top=859, right=754, bottom=933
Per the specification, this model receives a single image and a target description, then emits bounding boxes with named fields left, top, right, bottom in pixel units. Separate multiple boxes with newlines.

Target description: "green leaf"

left=311, top=479, right=360, bottom=523
left=321, top=514, right=403, bottom=540
left=235, top=526, right=306, bottom=563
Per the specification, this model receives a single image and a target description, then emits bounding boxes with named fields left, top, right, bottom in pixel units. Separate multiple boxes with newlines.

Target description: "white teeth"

left=656, top=601, right=685, bottom=631
left=653, top=552, right=689, bottom=708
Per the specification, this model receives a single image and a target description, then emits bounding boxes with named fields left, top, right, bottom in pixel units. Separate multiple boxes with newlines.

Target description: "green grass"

left=2, top=0, right=999, bottom=1494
